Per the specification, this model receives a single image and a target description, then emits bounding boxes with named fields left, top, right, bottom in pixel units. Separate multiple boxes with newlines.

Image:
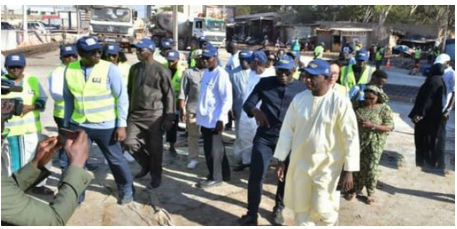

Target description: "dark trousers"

left=375, top=60, right=382, bottom=70
left=53, top=117, right=67, bottom=169
left=414, top=117, right=441, bottom=167
left=434, top=119, right=447, bottom=169
left=247, top=134, right=288, bottom=218
left=201, top=126, right=230, bottom=182
left=166, top=114, right=178, bottom=144
left=70, top=124, right=134, bottom=196
left=125, top=118, right=164, bottom=183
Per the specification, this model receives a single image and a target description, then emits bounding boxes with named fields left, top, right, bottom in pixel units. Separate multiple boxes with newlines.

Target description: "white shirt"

left=224, top=51, right=240, bottom=73
left=47, top=63, right=66, bottom=103
left=197, top=66, right=233, bottom=129
left=443, top=66, right=455, bottom=111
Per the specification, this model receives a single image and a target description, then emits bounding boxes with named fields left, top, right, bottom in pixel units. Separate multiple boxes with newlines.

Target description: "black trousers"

left=433, top=119, right=447, bottom=169
left=201, top=126, right=230, bottom=182
left=166, top=114, right=179, bottom=144
left=414, top=117, right=441, bottom=167
left=125, top=118, right=164, bottom=182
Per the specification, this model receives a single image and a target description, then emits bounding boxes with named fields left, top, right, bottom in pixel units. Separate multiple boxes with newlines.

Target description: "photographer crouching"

left=1, top=78, right=93, bottom=225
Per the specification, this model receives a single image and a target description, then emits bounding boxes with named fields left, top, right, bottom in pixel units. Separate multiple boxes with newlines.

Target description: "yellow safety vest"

left=48, top=65, right=66, bottom=118
left=170, top=66, right=184, bottom=100
left=415, top=49, right=422, bottom=59
left=65, top=60, right=116, bottom=124
left=2, top=75, right=42, bottom=136
left=375, top=48, right=384, bottom=61
left=154, top=51, right=168, bottom=67
left=293, top=69, right=300, bottom=80
left=189, top=50, right=196, bottom=68
left=340, top=65, right=373, bottom=90
left=118, top=62, right=131, bottom=86
left=314, top=45, right=324, bottom=59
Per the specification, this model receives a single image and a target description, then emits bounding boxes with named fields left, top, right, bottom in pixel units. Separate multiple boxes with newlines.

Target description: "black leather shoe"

left=150, top=178, right=161, bottom=189
left=134, top=169, right=149, bottom=179
left=198, top=180, right=222, bottom=188
left=223, top=176, right=231, bottom=182
left=238, top=214, right=258, bottom=226
left=272, top=208, right=284, bottom=225
left=233, top=164, right=249, bottom=172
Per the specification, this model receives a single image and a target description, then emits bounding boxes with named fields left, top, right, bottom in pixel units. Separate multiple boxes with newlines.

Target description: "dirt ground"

left=23, top=49, right=455, bottom=226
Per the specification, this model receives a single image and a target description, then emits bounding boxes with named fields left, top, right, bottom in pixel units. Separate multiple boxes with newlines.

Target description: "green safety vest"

left=118, top=62, right=131, bottom=86
left=48, top=65, right=66, bottom=118
left=375, top=49, right=384, bottom=61
left=340, top=65, right=373, bottom=90
left=415, top=49, right=422, bottom=59
left=170, top=66, right=185, bottom=100
left=189, top=50, right=196, bottom=68
left=65, top=60, right=116, bottom=124
left=314, top=45, right=324, bottom=58
left=2, top=75, right=42, bottom=136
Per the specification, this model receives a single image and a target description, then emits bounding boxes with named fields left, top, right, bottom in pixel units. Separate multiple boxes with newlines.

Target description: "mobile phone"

left=58, top=128, right=78, bottom=144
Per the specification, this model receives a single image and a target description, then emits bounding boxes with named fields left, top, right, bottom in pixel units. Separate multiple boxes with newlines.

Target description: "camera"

left=1, top=79, right=24, bottom=121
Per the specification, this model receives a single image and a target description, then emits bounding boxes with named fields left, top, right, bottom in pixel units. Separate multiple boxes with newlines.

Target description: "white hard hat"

left=434, top=53, right=451, bottom=64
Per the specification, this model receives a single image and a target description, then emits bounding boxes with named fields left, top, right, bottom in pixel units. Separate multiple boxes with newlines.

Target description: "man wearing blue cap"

left=63, top=36, right=134, bottom=204
left=274, top=59, right=360, bottom=226
left=48, top=45, right=78, bottom=170
left=2, top=53, right=51, bottom=195
left=339, top=48, right=374, bottom=92
left=196, top=44, right=232, bottom=188
left=286, top=51, right=304, bottom=80
left=239, top=55, right=306, bottom=226
left=103, top=43, right=131, bottom=87
left=165, top=49, right=185, bottom=157
left=124, top=38, right=175, bottom=188
left=154, top=39, right=173, bottom=66
left=228, top=49, right=251, bottom=169
left=178, top=49, right=205, bottom=169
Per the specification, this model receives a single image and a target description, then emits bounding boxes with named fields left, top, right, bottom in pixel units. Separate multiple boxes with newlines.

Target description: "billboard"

left=204, top=6, right=235, bottom=24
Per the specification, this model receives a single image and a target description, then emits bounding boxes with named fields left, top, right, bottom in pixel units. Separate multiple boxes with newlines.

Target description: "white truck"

left=89, top=5, right=145, bottom=52
left=149, top=11, right=226, bottom=50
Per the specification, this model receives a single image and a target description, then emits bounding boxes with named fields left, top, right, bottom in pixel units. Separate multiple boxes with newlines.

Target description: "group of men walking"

left=1, top=33, right=454, bottom=226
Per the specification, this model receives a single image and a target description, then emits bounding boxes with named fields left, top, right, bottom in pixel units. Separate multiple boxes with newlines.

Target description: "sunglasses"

left=268, top=58, right=276, bottom=61
left=7, top=66, right=24, bottom=70
left=201, top=56, right=214, bottom=60
left=136, top=48, right=149, bottom=53
left=107, top=54, right=118, bottom=58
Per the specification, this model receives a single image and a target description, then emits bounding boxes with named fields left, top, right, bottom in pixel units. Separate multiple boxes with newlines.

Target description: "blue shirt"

left=63, top=62, right=128, bottom=129
left=243, top=76, right=307, bottom=137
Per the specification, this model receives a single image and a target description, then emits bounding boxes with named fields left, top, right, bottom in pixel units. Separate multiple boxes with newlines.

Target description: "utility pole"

left=23, top=5, right=28, bottom=44
left=442, top=5, right=450, bottom=53
left=172, top=5, right=178, bottom=47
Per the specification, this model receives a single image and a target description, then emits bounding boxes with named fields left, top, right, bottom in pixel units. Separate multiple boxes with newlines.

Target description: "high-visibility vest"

left=189, top=50, right=196, bottom=68
left=170, top=66, right=184, bottom=100
left=65, top=60, right=116, bottom=124
left=48, top=65, right=66, bottom=118
left=118, top=62, right=131, bottom=86
left=2, top=75, right=42, bottom=136
left=415, top=49, right=422, bottom=59
left=340, top=65, right=373, bottom=90
left=314, top=45, right=324, bottom=58
left=375, top=49, right=384, bottom=61
left=154, top=51, right=168, bottom=67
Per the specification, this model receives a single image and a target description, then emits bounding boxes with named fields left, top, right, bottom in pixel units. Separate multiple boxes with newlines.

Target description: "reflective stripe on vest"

left=118, top=62, right=131, bottom=86
left=65, top=60, right=116, bottom=123
left=2, top=75, right=42, bottom=136
left=340, top=66, right=373, bottom=90
left=48, top=65, right=66, bottom=118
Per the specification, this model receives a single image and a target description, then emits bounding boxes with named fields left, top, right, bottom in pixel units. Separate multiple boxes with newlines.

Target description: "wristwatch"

left=371, top=124, right=376, bottom=131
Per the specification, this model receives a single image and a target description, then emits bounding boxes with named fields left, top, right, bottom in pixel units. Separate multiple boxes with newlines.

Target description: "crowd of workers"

left=1, top=34, right=454, bottom=226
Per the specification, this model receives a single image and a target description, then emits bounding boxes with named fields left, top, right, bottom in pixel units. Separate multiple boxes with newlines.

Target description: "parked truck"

left=149, top=11, right=226, bottom=50
left=89, top=5, right=145, bottom=52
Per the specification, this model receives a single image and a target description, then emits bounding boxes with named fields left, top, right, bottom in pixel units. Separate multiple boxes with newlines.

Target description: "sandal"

left=344, top=193, right=357, bottom=202
left=376, top=181, right=383, bottom=189
left=366, top=197, right=375, bottom=205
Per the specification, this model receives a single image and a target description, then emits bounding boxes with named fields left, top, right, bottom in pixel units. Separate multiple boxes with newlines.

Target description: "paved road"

left=12, top=47, right=455, bottom=226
